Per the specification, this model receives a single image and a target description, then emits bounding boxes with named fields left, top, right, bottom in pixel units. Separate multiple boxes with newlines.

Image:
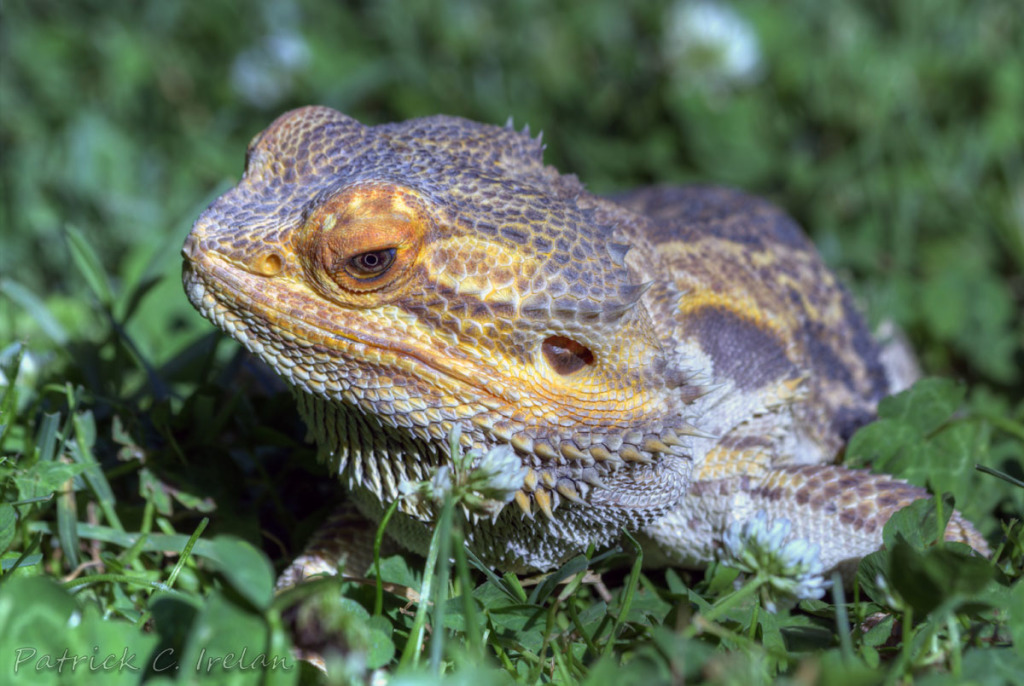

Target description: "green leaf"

left=855, top=549, right=892, bottom=607
left=889, top=538, right=944, bottom=615
left=663, top=568, right=690, bottom=596
left=847, top=379, right=970, bottom=477
left=0, top=577, right=78, bottom=669
left=925, top=423, right=982, bottom=501
left=882, top=496, right=953, bottom=549
left=876, top=378, right=964, bottom=435
left=0, top=280, right=69, bottom=345
left=27, top=521, right=223, bottom=559
left=501, top=570, right=529, bottom=603
left=148, top=591, right=202, bottom=656
left=0, top=344, right=23, bottom=448
left=527, top=553, right=589, bottom=605
left=1, top=551, right=43, bottom=573
left=264, top=609, right=299, bottom=686
left=1008, top=580, right=1024, bottom=656
left=648, top=627, right=714, bottom=682
left=0, top=503, right=16, bottom=553
left=364, top=615, right=395, bottom=670
left=121, top=274, right=163, bottom=324
left=13, top=461, right=88, bottom=501
left=620, top=585, right=673, bottom=626
left=574, top=599, right=609, bottom=639
left=35, top=411, right=62, bottom=462
left=70, top=410, right=117, bottom=505
left=202, top=536, right=275, bottom=611
left=958, top=646, right=1024, bottom=685
left=860, top=613, right=895, bottom=648
left=845, top=418, right=918, bottom=470
left=817, top=648, right=889, bottom=686
left=138, top=468, right=173, bottom=518
left=486, top=604, right=548, bottom=653
left=703, top=561, right=742, bottom=597
left=56, top=485, right=81, bottom=568
left=582, top=654, right=644, bottom=685
left=889, top=538, right=993, bottom=617
left=179, top=589, right=290, bottom=685
left=373, top=553, right=421, bottom=590
left=0, top=576, right=159, bottom=684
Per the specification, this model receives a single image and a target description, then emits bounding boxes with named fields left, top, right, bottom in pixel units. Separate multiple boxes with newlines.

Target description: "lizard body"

left=182, top=106, right=986, bottom=581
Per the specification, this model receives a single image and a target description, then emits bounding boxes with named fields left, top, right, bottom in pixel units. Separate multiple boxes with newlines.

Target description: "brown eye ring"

left=303, top=184, right=429, bottom=294
left=347, top=248, right=397, bottom=279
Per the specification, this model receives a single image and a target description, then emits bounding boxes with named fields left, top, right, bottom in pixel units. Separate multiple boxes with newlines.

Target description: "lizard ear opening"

left=542, top=336, right=595, bottom=375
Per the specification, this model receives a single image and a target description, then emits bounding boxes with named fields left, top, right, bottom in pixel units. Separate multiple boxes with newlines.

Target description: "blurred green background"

left=2, top=0, right=1022, bottom=389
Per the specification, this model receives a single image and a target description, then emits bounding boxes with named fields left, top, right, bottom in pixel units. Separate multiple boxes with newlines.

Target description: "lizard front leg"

left=276, top=501, right=399, bottom=590
left=642, top=454, right=989, bottom=578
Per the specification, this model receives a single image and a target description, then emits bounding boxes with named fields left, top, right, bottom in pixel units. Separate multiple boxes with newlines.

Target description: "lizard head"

left=183, top=106, right=696, bottom=517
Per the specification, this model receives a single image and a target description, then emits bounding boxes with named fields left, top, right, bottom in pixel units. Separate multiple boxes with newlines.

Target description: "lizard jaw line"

left=183, top=254, right=516, bottom=409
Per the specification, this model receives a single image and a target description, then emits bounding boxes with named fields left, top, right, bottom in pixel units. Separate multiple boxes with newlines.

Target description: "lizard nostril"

left=542, top=336, right=595, bottom=375
left=254, top=252, right=284, bottom=276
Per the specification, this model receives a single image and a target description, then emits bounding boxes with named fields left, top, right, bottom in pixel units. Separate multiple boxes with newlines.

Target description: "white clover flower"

left=722, top=510, right=830, bottom=611
left=428, top=465, right=455, bottom=503
left=469, top=444, right=530, bottom=501
left=663, top=1, right=762, bottom=90
left=397, top=465, right=454, bottom=508
left=399, top=429, right=528, bottom=518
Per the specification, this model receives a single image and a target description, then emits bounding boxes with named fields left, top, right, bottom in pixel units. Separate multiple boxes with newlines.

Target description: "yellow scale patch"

left=693, top=445, right=773, bottom=482
left=661, top=239, right=801, bottom=344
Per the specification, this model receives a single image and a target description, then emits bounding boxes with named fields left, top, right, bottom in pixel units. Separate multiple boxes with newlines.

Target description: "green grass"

left=1, top=0, right=1022, bottom=684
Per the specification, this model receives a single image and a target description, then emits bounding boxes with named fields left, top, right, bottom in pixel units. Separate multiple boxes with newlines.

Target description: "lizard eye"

left=347, top=248, right=397, bottom=279
left=301, top=185, right=429, bottom=295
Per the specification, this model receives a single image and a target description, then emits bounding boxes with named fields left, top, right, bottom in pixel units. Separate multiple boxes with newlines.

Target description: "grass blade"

left=64, top=224, right=114, bottom=308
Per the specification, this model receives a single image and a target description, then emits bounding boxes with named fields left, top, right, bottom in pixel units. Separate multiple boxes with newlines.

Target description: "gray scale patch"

left=689, top=306, right=796, bottom=390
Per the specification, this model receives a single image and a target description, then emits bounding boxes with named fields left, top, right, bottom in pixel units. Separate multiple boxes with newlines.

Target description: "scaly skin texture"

left=182, top=106, right=987, bottom=582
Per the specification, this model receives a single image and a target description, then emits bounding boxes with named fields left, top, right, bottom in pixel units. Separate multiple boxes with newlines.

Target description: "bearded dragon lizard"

left=182, top=106, right=987, bottom=587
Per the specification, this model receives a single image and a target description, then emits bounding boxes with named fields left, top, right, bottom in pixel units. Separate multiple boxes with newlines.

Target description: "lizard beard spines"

left=515, top=469, right=591, bottom=520
left=292, top=332, right=703, bottom=535
left=298, top=391, right=448, bottom=519
left=495, top=415, right=706, bottom=519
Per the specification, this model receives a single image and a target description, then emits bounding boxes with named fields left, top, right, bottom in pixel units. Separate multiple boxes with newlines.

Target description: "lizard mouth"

left=182, top=250, right=513, bottom=409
